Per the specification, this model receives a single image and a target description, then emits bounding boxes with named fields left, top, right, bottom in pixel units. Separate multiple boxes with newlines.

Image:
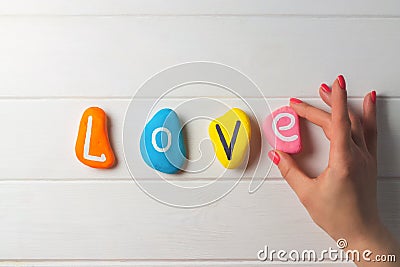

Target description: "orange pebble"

left=75, top=107, right=115, bottom=168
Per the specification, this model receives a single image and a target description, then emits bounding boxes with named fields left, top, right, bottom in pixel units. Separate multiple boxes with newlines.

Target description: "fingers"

left=363, top=91, right=377, bottom=159
left=348, top=112, right=367, bottom=148
left=268, top=150, right=315, bottom=203
left=289, top=98, right=331, bottom=138
left=319, top=83, right=367, bottom=148
left=330, top=75, right=352, bottom=151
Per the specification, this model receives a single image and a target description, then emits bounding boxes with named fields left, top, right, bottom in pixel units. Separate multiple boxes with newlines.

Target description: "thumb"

left=268, top=150, right=314, bottom=202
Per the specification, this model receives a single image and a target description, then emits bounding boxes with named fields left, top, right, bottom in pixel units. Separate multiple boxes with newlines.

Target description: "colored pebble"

left=263, top=106, right=302, bottom=154
left=140, top=108, right=187, bottom=174
left=75, top=107, right=115, bottom=168
left=209, top=108, right=251, bottom=169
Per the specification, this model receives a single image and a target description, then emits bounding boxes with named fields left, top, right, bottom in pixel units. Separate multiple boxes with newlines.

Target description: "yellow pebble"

left=208, top=108, right=251, bottom=169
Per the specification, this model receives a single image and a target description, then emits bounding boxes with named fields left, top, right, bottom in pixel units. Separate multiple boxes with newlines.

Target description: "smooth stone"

left=140, top=108, right=186, bottom=174
left=209, top=108, right=251, bottom=169
left=263, top=106, right=302, bottom=154
left=75, top=107, right=115, bottom=168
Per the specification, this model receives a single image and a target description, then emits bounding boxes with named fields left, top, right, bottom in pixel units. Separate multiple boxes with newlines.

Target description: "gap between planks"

left=0, top=177, right=397, bottom=182
left=0, top=96, right=395, bottom=100
left=0, top=259, right=355, bottom=266
left=0, top=14, right=399, bottom=18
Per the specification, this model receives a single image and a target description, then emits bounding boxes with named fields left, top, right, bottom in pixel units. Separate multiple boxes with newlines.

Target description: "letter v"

left=215, top=120, right=241, bottom=160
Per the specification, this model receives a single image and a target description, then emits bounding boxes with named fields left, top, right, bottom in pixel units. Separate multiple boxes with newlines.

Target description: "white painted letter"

left=83, top=116, right=106, bottom=162
left=152, top=127, right=172, bottom=152
left=272, top=113, right=299, bottom=142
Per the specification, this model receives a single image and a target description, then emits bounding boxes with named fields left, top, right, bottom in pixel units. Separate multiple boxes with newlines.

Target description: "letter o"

left=151, top=127, right=172, bottom=152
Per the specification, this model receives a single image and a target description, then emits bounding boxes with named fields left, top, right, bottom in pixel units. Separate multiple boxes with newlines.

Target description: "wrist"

left=350, top=221, right=387, bottom=250
left=347, top=222, right=399, bottom=263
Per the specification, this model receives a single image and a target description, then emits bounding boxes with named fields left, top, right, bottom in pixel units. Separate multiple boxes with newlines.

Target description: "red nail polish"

left=290, top=97, right=303, bottom=104
left=337, top=75, right=346, bottom=90
left=371, top=90, right=376, bottom=104
left=268, top=150, right=280, bottom=165
left=320, top=83, right=331, bottom=93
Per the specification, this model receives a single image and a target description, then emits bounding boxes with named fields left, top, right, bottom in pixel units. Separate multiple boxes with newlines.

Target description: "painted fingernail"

left=268, top=150, right=280, bottom=165
left=337, top=75, right=346, bottom=90
left=320, top=83, right=331, bottom=93
left=290, top=97, right=303, bottom=104
left=371, top=90, right=376, bottom=104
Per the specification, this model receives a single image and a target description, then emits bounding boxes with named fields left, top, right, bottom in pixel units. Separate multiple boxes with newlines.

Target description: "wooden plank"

left=0, top=180, right=397, bottom=260
left=0, top=0, right=398, bottom=16
left=0, top=17, right=399, bottom=97
left=0, top=261, right=356, bottom=266
left=0, top=98, right=398, bottom=180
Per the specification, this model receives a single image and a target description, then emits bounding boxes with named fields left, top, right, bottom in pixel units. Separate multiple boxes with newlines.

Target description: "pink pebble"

left=263, top=106, right=302, bottom=154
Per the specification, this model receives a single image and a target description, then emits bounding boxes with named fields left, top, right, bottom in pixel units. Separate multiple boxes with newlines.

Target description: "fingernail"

left=320, top=83, right=331, bottom=93
left=268, top=150, right=280, bottom=165
left=290, top=97, right=303, bottom=104
left=371, top=90, right=376, bottom=104
left=337, top=75, right=346, bottom=90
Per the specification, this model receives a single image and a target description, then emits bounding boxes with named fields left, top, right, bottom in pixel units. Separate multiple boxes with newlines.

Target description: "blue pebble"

left=140, top=108, right=187, bottom=174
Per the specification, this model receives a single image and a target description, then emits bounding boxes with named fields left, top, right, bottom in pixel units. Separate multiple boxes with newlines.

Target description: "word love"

left=74, top=106, right=302, bottom=172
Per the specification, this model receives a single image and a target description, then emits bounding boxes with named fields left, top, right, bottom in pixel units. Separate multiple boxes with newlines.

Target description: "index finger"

left=289, top=98, right=331, bottom=139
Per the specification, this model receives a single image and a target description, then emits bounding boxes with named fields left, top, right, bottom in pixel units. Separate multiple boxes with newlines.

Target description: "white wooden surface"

left=1, top=17, right=400, bottom=98
left=0, top=0, right=400, bottom=16
left=0, top=1, right=399, bottom=266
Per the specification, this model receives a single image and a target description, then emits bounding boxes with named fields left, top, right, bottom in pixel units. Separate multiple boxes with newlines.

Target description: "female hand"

left=268, top=75, right=399, bottom=266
